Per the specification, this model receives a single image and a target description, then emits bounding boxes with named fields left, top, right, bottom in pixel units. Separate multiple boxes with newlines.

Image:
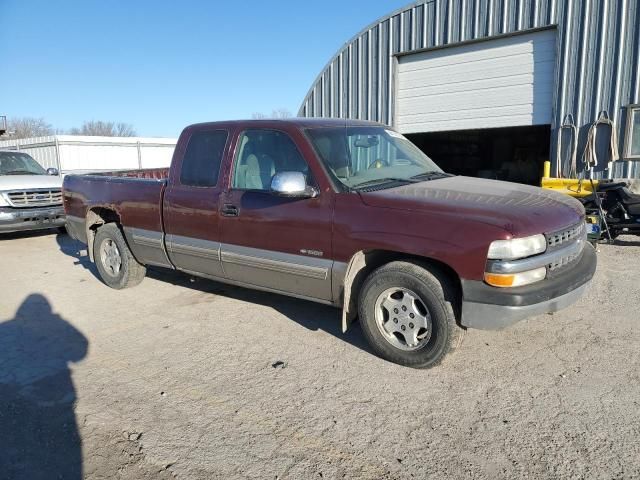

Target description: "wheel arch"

left=339, top=249, right=462, bottom=332
left=85, top=207, right=122, bottom=262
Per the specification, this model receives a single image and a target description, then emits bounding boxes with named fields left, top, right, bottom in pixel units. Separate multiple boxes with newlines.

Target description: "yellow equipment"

left=540, top=161, right=598, bottom=198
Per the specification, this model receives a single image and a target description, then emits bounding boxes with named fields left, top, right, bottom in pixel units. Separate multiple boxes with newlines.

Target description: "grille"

left=546, top=222, right=587, bottom=275
left=5, top=189, right=63, bottom=208
left=548, top=248, right=583, bottom=272
left=546, top=222, right=585, bottom=249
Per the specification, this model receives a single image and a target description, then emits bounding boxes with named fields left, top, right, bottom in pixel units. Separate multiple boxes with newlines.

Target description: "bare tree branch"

left=271, top=108, right=292, bottom=119
left=68, top=120, right=137, bottom=137
left=3, top=117, right=54, bottom=139
left=251, top=109, right=292, bottom=120
left=114, top=122, right=136, bottom=137
left=0, top=117, right=138, bottom=139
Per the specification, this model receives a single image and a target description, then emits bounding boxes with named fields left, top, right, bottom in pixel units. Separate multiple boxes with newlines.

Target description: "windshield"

left=306, top=126, right=444, bottom=190
left=0, top=151, right=47, bottom=176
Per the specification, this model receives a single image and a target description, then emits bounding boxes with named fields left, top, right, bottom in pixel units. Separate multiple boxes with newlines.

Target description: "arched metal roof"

left=299, top=0, right=640, bottom=178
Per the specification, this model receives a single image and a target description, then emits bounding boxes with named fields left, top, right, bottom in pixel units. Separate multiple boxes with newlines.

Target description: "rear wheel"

left=358, top=261, right=464, bottom=368
left=93, top=223, right=146, bottom=289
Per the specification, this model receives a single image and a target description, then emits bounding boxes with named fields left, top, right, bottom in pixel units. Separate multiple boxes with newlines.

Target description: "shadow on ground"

left=0, top=294, right=88, bottom=480
left=56, top=231, right=98, bottom=277
left=0, top=228, right=63, bottom=241
left=613, top=237, right=640, bottom=247
left=55, top=233, right=372, bottom=355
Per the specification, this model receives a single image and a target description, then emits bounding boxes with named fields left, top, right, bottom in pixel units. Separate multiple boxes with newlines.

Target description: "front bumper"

left=461, top=243, right=597, bottom=330
left=0, top=206, right=66, bottom=233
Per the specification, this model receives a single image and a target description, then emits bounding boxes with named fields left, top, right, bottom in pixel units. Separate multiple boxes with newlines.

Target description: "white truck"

left=0, top=150, right=65, bottom=233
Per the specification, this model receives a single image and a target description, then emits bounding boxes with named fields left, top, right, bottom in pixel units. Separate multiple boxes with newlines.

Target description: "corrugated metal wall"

left=0, top=135, right=177, bottom=173
left=299, top=0, right=640, bottom=178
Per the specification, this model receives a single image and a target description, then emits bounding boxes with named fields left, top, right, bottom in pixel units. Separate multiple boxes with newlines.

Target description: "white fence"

left=0, top=135, right=177, bottom=173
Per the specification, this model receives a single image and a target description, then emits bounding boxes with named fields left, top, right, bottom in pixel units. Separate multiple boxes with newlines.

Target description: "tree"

left=251, top=108, right=293, bottom=120
left=271, top=108, right=292, bottom=119
left=68, top=120, right=136, bottom=137
left=2, top=117, right=54, bottom=139
left=113, top=122, right=136, bottom=136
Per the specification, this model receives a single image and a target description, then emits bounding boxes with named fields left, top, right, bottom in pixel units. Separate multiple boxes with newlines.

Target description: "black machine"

left=580, top=181, right=640, bottom=241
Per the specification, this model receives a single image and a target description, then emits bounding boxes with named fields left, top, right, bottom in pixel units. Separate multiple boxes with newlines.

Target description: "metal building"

left=0, top=135, right=177, bottom=174
left=299, top=0, right=640, bottom=182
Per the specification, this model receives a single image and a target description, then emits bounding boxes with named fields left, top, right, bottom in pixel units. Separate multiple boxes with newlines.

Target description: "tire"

left=358, top=261, right=464, bottom=368
left=93, top=223, right=146, bottom=289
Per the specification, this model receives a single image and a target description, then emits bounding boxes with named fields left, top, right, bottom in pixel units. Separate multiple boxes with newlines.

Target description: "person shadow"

left=0, top=294, right=88, bottom=480
left=56, top=232, right=97, bottom=276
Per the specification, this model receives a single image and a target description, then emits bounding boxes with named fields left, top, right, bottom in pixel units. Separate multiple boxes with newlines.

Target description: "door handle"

left=221, top=204, right=239, bottom=217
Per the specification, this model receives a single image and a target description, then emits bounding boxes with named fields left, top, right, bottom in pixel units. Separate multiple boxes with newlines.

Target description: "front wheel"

left=93, top=223, right=146, bottom=289
left=358, top=261, right=464, bottom=368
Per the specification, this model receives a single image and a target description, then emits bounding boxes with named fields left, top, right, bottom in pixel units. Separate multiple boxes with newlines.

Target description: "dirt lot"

left=1, top=230, right=639, bottom=479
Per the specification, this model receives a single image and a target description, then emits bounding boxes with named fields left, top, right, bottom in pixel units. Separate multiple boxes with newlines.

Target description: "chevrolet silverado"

left=63, top=119, right=596, bottom=368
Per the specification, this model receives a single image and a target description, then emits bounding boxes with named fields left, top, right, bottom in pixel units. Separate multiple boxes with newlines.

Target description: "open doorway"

left=405, top=125, right=551, bottom=186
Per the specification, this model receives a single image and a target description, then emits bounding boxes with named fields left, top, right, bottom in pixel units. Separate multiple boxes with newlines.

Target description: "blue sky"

left=0, top=0, right=404, bottom=137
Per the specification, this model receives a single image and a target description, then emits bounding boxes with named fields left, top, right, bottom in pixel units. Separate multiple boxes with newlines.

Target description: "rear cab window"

left=180, top=130, right=228, bottom=187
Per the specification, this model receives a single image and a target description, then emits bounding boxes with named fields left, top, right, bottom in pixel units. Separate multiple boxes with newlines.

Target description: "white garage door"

left=395, top=29, right=556, bottom=134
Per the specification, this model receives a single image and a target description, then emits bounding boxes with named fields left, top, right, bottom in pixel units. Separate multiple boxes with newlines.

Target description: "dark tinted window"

left=0, top=151, right=47, bottom=175
left=180, top=130, right=228, bottom=187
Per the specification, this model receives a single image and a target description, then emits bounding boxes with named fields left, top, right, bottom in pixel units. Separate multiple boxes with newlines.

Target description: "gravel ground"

left=1, top=230, right=639, bottom=479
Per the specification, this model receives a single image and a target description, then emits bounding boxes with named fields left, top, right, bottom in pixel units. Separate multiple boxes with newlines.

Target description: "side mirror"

left=46, top=167, right=60, bottom=176
left=270, top=171, right=318, bottom=198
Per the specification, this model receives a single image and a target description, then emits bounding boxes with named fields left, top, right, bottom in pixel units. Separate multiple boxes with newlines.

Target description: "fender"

left=84, top=206, right=122, bottom=262
left=338, top=247, right=463, bottom=333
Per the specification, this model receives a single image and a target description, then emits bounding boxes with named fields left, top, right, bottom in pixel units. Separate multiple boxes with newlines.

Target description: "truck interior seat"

left=244, top=153, right=275, bottom=190
left=234, top=139, right=274, bottom=190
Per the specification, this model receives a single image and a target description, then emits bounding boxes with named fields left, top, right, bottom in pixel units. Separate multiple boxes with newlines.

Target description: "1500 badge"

left=300, top=249, right=324, bottom=257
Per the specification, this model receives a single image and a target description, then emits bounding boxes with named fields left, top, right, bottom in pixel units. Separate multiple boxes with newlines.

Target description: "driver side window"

left=232, top=129, right=311, bottom=191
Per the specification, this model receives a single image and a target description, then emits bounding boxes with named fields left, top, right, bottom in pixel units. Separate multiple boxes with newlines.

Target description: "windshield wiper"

left=4, top=170, right=39, bottom=175
left=352, top=177, right=419, bottom=190
left=410, top=171, right=453, bottom=180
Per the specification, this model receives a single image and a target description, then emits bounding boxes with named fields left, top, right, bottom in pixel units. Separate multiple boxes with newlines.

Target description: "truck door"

left=163, top=128, right=229, bottom=278
left=219, top=128, right=334, bottom=302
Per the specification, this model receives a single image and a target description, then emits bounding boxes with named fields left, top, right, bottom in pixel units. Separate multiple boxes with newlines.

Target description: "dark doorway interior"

left=406, top=125, right=551, bottom=186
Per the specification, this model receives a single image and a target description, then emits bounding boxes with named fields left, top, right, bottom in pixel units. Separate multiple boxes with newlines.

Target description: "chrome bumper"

left=0, top=206, right=66, bottom=233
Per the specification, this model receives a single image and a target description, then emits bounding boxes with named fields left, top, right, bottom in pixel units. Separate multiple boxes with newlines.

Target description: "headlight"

left=484, top=267, right=547, bottom=288
left=487, top=234, right=547, bottom=260
left=0, top=193, right=8, bottom=207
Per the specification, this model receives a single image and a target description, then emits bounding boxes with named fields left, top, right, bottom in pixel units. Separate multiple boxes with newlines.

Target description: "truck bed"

left=88, top=167, right=169, bottom=180
left=63, top=169, right=168, bottom=237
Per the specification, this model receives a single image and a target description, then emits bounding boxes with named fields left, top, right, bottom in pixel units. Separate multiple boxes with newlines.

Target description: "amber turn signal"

left=484, top=267, right=547, bottom=288
left=484, top=273, right=516, bottom=287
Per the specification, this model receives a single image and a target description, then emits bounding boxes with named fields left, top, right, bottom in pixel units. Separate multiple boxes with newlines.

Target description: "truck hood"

left=0, top=175, right=63, bottom=191
left=358, top=176, right=585, bottom=237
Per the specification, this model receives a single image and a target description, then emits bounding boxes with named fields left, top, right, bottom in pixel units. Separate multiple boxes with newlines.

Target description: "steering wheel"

left=368, top=159, right=389, bottom=169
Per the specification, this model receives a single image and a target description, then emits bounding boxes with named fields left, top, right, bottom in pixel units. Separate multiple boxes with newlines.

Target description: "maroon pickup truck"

left=63, top=119, right=596, bottom=368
